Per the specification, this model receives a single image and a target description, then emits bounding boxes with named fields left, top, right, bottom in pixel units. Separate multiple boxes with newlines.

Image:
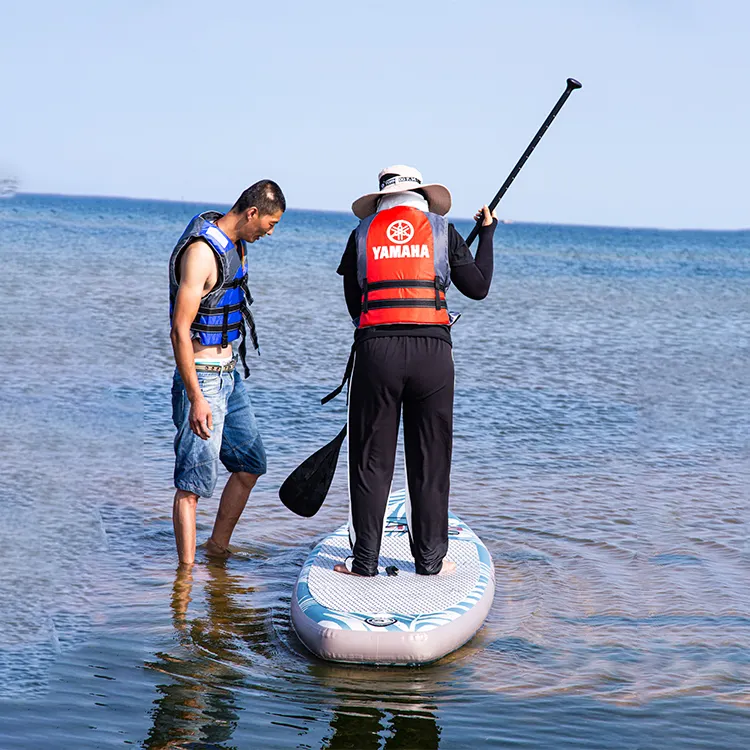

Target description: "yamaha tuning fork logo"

left=371, top=217, right=430, bottom=261
left=386, top=219, right=414, bottom=244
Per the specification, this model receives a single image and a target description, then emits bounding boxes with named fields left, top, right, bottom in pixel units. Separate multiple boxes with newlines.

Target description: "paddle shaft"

left=465, top=77, right=582, bottom=247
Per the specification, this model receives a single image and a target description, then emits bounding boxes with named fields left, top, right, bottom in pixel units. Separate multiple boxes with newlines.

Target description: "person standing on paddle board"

left=169, top=180, right=285, bottom=565
left=335, top=165, right=496, bottom=577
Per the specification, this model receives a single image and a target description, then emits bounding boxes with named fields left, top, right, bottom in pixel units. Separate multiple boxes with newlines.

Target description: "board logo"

left=386, top=219, right=414, bottom=244
left=365, top=616, right=397, bottom=627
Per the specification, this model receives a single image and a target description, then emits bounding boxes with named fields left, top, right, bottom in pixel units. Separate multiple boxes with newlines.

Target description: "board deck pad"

left=291, top=490, right=495, bottom=665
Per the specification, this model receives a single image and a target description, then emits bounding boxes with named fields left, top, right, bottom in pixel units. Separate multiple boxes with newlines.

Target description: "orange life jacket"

left=353, top=206, right=451, bottom=327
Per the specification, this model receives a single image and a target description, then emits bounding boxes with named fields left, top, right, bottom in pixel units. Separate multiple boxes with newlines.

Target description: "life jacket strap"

left=365, top=278, right=446, bottom=293
left=189, top=283, right=260, bottom=379
left=221, top=307, right=229, bottom=346
left=197, top=301, right=242, bottom=316
left=190, top=321, right=244, bottom=333
left=364, top=298, right=448, bottom=310
left=237, top=280, right=260, bottom=379
left=360, top=276, right=446, bottom=314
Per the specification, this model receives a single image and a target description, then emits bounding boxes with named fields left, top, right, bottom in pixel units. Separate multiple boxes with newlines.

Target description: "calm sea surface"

left=0, top=193, right=748, bottom=748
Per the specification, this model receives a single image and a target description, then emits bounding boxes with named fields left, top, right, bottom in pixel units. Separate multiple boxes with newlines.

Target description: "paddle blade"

left=279, top=425, right=347, bottom=517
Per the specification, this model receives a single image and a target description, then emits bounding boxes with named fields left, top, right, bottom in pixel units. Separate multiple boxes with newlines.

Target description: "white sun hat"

left=351, top=165, right=452, bottom=219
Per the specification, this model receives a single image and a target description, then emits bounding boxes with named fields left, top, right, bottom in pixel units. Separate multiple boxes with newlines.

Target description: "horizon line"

left=8, top=190, right=750, bottom=234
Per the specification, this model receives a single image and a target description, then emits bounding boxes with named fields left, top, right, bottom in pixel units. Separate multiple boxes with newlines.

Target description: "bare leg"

left=173, top=490, right=199, bottom=565
left=207, top=471, right=259, bottom=554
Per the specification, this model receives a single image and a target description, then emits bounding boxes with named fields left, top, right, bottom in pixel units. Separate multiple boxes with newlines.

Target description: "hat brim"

left=351, top=183, right=452, bottom=219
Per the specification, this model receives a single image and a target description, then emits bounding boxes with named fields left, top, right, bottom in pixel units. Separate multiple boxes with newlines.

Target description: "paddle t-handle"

left=465, top=77, right=582, bottom=247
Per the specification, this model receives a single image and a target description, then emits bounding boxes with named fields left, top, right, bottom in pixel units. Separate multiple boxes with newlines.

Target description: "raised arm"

left=449, top=206, right=498, bottom=300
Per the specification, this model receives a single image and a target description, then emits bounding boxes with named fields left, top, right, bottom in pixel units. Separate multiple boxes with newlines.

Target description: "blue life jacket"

left=168, top=211, right=259, bottom=377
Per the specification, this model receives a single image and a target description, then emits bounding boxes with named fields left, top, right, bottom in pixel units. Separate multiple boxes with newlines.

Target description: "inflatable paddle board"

left=291, top=490, right=495, bottom=665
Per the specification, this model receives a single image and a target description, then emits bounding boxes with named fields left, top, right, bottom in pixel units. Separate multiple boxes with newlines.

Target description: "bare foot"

left=333, top=562, right=363, bottom=576
left=438, top=559, right=456, bottom=576
left=205, top=537, right=231, bottom=559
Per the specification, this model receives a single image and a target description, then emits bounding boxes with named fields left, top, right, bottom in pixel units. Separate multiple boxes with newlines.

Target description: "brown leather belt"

left=194, top=358, right=236, bottom=374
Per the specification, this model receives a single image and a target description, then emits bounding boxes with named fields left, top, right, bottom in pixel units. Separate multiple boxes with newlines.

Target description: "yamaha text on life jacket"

left=354, top=206, right=450, bottom=327
left=168, top=211, right=259, bottom=377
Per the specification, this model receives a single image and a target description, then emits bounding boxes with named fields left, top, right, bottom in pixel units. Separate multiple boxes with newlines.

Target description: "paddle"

left=465, top=77, right=582, bottom=247
left=279, top=77, right=582, bottom=518
left=279, top=424, right=347, bottom=517
left=279, top=350, right=354, bottom=518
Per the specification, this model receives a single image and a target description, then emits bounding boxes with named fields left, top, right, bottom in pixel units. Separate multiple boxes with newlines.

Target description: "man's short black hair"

left=232, top=180, right=286, bottom=216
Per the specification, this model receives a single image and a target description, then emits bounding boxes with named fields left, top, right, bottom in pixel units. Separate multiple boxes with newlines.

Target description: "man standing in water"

left=335, top=165, right=496, bottom=577
left=169, top=181, right=285, bottom=565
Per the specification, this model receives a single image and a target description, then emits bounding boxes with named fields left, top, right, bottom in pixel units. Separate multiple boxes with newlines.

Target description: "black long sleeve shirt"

left=337, top=218, right=497, bottom=344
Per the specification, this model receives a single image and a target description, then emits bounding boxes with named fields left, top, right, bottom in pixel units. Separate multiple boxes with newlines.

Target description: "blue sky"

left=1, top=0, right=748, bottom=229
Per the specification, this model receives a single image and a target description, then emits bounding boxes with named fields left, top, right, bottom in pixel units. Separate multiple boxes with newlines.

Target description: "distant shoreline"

left=7, top=191, right=749, bottom=234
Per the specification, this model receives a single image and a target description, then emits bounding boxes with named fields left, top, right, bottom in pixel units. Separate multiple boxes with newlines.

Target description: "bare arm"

left=170, top=240, right=216, bottom=439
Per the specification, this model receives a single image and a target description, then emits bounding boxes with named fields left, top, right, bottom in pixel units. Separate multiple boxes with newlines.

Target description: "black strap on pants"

left=321, top=343, right=356, bottom=405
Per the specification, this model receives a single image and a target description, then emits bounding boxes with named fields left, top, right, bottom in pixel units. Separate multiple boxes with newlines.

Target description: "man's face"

left=241, top=208, right=284, bottom=243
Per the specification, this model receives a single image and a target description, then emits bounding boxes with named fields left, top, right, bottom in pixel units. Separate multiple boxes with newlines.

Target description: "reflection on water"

left=144, top=564, right=246, bottom=749
left=323, top=699, right=440, bottom=750
left=0, top=195, right=749, bottom=748
left=144, top=565, right=443, bottom=749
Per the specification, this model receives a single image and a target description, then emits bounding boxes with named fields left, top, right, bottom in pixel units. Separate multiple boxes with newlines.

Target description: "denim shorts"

left=171, top=368, right=267, bottom=498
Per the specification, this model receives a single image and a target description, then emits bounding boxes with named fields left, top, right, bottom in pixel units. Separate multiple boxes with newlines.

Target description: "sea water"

left=0, top=194, right=748, bottom=748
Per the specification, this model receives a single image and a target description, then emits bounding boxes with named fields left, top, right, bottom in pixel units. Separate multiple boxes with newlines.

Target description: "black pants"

left=347, top=336, right=454, bottom=576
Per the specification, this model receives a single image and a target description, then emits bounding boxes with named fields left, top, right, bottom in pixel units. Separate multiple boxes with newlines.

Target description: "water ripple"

left=0, top=195, right=748, bottom=748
